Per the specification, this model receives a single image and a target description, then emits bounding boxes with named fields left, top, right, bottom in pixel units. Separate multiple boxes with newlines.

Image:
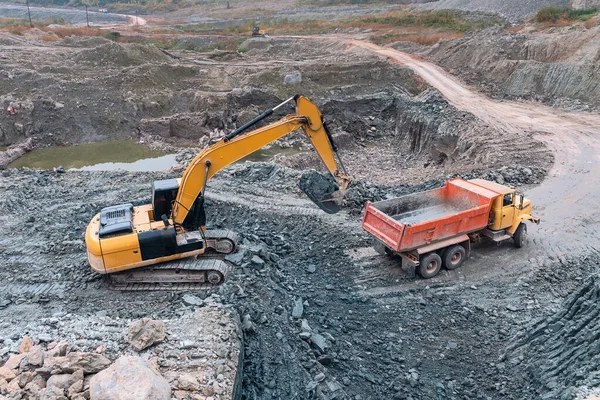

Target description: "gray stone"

left=38, top=386, right=67, bottom=400
left=299, top=332, right=311, bottom=340
left=127, top=318, right=165, bottom=351
left=182, top=294, right=203, bottom=307
left=292, top=298, right=304, bottom=319
left=242, top=314, right=254, bottom=332
left=250, top=255, right=265, bottom=268
left=301, top=319, right=312, bottom=333
left=180, top=340, right=195, bottom=349
left=224, top=250, right=246, bottom=266
left=310, top=334, right=330, bottom=353
left=90, top=356, right=170, bottom=400
left=284, top=72, right=302, bottom=85
left=306, top=264, right=316, bottom=273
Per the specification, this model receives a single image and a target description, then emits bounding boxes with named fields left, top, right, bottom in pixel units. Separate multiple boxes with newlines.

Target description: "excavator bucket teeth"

left=299, top=171, right=345, bottom=214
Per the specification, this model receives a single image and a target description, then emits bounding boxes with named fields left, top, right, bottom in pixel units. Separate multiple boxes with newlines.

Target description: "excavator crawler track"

left=108, top=258, right=231, bottom=291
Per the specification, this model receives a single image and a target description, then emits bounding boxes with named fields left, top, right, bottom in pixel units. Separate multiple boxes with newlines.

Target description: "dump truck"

left=362, top=178, right=540, bottom=278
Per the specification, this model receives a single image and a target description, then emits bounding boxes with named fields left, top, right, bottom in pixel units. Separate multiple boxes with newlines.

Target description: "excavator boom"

left=174, top=95, right=350, bottom=227
left=85, top=95, right=351, bottom=290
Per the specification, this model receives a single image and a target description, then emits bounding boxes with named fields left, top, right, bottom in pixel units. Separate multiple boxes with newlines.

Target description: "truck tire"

left=513, top=223, right=527, bottom=248
left=443, top=245, right=466, bottom=270
left=418, top=253, right=442, bottom=279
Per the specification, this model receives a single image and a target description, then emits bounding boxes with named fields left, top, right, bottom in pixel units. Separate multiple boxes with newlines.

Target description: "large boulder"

left=90, top=356, right=170, bottom=400
left=127, top=318, right=166, bottom=351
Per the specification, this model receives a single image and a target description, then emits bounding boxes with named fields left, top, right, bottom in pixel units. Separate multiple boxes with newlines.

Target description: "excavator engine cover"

left=98, top=203, right=134, bottom=238
left=152, top=179, right=179, bottom=221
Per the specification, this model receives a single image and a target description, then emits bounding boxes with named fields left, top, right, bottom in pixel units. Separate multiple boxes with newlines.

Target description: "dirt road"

left=346, top=40, right=600, bottom=269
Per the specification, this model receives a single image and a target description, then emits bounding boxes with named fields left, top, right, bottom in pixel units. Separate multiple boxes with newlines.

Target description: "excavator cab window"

left=152, top=179, right=180, bottom=222
left=503, top=193, right=513, bottom=207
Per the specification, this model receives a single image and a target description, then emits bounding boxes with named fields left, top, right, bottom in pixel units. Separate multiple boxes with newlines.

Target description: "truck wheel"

left=513, top=223, right=527, bottom=248
left=443, top=245, right=466, bottom=270
left=418, top=253, right=442, bottom=279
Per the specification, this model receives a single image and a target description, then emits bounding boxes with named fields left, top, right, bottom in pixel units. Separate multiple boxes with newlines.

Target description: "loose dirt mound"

left=73, top=41, right=173, bottom=67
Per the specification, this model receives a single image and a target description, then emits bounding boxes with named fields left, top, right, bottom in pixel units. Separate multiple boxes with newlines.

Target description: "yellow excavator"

left=85, top=95, right=351, bottom=290
left=252, top=26, right=267, bottom=37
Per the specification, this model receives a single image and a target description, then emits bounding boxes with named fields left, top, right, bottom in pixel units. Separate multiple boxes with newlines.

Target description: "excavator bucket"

left=299, top=171, right=345, bottom=214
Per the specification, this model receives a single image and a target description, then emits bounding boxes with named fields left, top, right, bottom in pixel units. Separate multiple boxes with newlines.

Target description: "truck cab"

left=469, top=179, right=537, bottom=233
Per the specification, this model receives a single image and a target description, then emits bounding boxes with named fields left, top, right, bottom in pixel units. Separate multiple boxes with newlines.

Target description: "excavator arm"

left=172, top=95, right=351, bottom=227
left=84, top=95, right=350, bottom=283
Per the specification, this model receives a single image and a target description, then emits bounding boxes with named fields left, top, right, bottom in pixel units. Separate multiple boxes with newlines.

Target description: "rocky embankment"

left=424, top=25, right=600, bottom=110
left=0, top=302, right=241, bottom=400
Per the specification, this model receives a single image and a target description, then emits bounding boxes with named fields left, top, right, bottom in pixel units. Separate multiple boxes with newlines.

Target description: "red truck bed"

left=362, top=179, right=501, bottom=253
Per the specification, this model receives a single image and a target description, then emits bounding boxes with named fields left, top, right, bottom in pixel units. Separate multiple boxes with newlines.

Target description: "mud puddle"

left=9, top=140, right=176, bottom=171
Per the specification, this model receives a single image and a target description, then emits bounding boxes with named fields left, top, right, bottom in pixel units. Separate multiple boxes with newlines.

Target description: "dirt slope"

left=425, top=26, right=600, bottom=109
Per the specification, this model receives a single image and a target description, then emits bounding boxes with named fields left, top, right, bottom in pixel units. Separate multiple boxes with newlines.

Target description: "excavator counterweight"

left=85, top=95, right=351, bottom=290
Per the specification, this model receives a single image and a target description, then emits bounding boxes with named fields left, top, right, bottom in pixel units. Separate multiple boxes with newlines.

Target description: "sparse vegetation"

left=535, top=6, right=598, bottom=24
left=197, top=37, right=246, bottom=52
left=174, top=9, right=503, bottom=42
left=0, top=8, right=502, bottom=49
left=298, top=0, right=401, bottom=5
left=372, top=32, right=464, bottom=46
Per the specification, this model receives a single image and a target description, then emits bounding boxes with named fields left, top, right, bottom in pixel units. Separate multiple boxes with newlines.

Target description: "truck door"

left=501, top=193, right=515, bottom=229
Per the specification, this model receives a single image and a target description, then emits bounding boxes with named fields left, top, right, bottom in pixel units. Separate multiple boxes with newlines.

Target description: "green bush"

left=536, top=6, right=598, bottom=22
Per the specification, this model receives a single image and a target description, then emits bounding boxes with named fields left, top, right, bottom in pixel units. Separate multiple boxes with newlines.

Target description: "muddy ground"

left=1, top=8, right=600, bottom=400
